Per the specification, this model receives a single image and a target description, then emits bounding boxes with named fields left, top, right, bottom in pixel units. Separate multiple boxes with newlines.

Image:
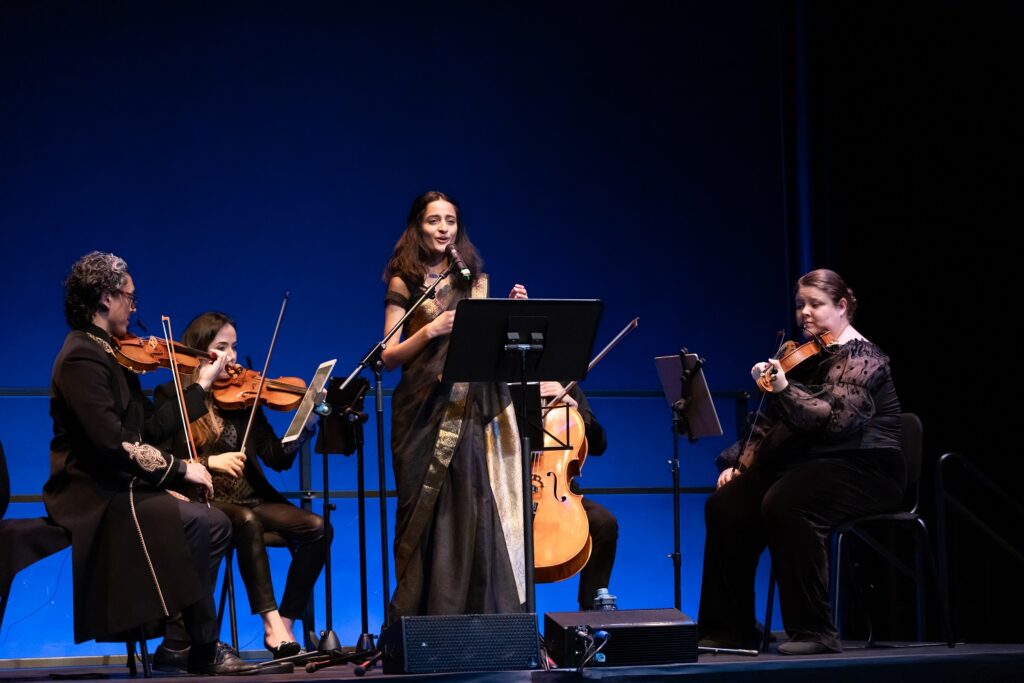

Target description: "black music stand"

left=654, top=351, right=723, bottom=613
left=443, top=298, right=603, bottom=612
left=313, top=376, right=372, bottom=652
left=258, top=376, right=379, bottom=674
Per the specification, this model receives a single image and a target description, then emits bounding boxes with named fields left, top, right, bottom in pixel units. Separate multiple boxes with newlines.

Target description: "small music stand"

left=312, top=376, right=377, bottom=654
left=443, top=298, right=603, bottom=612
left=654, top=352, right=723, bottom=612
left=283, top=360, right=335, bottom=445
left=261, top=373, right=381, bottom=673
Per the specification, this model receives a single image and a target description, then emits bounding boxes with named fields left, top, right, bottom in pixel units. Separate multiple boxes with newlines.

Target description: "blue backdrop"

left=1, top=1, right=792, bottom=657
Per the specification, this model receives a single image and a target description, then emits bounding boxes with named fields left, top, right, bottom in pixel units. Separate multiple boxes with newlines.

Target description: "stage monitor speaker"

left=544, top=607, right=697, bottom=667
left=380, top=612, right=540, bottom=674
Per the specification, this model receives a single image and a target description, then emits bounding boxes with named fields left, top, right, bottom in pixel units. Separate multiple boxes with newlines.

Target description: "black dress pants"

left=578, top=497, right=619, bottom=610
left=697, top=449, right=904, bottom=650
left=176, top=500, right=232, bottom=645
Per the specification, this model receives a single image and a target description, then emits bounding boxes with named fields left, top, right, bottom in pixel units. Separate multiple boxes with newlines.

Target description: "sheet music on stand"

left=282, top=359, right=337, bottom=444
left=654, top=353, right=723, bottom=439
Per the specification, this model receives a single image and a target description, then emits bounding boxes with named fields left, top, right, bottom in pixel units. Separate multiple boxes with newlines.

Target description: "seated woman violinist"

left=697, top=268, right=905, bottom=655
left=153, top=312, right=326, bottom=670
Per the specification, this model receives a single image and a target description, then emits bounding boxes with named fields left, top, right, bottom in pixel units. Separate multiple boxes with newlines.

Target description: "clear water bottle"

left=593, top=587, right=617, bottom=610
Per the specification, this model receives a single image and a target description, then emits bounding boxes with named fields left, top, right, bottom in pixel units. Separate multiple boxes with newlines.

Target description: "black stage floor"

left=2, top=643, right=1024, bottom=683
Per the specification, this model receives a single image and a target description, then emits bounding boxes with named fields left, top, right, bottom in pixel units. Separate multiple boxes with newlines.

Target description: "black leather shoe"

left=153, top=643, right=189, bottom=673
left=264, top=639, right=301, bottom=659
left=187, top=641, right=259, bottom=675
left=777, top=640, right=838, bottom=656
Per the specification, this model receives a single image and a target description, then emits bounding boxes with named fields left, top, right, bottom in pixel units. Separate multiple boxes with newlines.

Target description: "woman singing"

left=698, top=268, right=905, bottom=655
left=382, top=190, right=529, bottom=618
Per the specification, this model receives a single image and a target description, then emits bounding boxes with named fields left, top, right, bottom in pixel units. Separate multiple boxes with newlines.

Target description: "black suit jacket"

left=43, top=325, right=208, bottom=642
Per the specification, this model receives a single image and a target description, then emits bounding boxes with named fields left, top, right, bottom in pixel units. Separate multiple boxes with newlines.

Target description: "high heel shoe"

left=264, top=639, right=301, bottom=659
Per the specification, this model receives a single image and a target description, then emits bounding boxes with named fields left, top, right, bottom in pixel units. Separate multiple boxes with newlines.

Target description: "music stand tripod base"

left=697, top=645, right=759, bottom=657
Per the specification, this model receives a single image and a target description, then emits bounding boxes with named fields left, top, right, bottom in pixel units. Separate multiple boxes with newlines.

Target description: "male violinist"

left=43, top=251, right=254, bottom=674
left=538, top=382, right=617, bottom=610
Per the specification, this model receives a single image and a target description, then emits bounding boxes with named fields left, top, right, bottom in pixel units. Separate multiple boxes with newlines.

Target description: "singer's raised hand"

left=508, top=284, right=528, bottom=299
left=427, top=310, right=456, bottom=338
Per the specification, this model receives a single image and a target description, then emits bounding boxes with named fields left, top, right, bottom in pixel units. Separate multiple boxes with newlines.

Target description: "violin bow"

left=161, top=315, right=207, bottom=505
left=238, top=292, right=290, bottom=454
left=736, top=329, right=785, bottom=472
left=546, top=317, right=639, bottom=409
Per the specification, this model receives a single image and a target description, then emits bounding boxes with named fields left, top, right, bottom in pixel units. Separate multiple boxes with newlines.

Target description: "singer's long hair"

left=383, top=190, right=483, bottom=293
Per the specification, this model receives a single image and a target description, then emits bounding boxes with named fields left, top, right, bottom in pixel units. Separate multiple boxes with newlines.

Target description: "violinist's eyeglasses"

left=116, top=289, right=138, bottom=309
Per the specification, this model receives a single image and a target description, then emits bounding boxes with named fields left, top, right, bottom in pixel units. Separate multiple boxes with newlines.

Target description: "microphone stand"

left=303, top=260, right=459, bottom=674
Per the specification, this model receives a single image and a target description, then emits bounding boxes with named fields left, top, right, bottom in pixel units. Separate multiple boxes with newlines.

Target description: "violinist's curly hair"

left=63, top=251, right=130, bottom=329
left=797, top=268, right=859, bottom=322
left=382, top=190, right=483, bottom=293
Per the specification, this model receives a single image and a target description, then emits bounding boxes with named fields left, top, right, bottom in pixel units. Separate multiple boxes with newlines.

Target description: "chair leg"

left=126, top=629, right=152, bottom=678
left=139, top=633, right=152, bottom=678
left=762, top=562, right=776, bottom=652
left=217, top=547, right=240, bottom=650
left=126, top=640, right=137, bottom=677
left=227, top=560, right=239, bottom=650
left=0, top=583, right=11, bottom=633
left=914, top=534, right=926, bottom=641
left=914, top=518, right=955, bottom=648
left=843, top=533, right=875, bottom=646
left=831, top=532, right=844, bottom=636
left=934, top=474, right=955, bottom=644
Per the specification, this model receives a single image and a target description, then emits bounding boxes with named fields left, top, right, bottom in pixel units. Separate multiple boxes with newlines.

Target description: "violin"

left=212, top=368, right=307, bottom=411
left=112, top=333, right=241, bottom=376
left=755, top=330, right=837, bottom=393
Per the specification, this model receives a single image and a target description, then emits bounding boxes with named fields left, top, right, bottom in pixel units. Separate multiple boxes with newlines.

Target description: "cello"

left=532, top=318, right=638, bottom=583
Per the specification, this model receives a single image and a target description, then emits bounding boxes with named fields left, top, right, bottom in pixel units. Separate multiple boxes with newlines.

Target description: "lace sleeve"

left=772, top=341, right=890, bottom=438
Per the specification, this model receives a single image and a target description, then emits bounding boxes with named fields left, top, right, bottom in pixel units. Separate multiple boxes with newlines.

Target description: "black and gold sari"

left=386, top=274, right=524, bottom=619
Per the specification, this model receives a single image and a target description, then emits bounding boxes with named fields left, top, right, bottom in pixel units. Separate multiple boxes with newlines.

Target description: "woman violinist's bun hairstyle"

left=797, top=268, right=858, bottom=322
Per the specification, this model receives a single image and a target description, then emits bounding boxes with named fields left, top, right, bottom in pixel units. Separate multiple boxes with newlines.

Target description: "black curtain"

left=780, top=0, right=1023, bottom=643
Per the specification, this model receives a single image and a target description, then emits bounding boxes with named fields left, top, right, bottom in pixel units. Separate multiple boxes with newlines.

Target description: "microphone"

left=445, top=244, right=471, bottom=281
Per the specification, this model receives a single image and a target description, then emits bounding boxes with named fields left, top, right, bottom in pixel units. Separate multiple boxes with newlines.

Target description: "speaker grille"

left=382, top=613, right=540, bottom=674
